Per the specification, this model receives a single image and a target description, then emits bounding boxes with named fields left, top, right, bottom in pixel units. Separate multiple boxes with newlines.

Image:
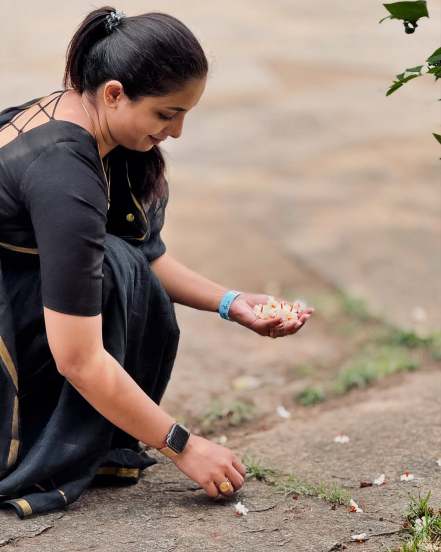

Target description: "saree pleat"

left=0, top=233, right=180, bottom=518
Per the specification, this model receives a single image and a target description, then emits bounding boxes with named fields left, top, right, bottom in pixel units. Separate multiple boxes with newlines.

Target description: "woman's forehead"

left=139, top=78, right=206, bottom=110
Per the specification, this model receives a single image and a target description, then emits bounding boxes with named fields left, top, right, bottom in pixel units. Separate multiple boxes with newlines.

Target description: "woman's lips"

left=149, top=135, right=162, bottom=145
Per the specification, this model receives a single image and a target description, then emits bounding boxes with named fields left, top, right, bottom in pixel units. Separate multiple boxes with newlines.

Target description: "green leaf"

left=386, top=82, right=404, bottom=95
left=427, top=47, right=441, bottom=65
left=382, top=1, right=429, bottom=24
left=433, top=133, right=441, bottom=145
left=405, top=65, right=423, bottom=73
left=427, top=66, right=441, bottom=79
left=386, top=73, right=422, bottom=95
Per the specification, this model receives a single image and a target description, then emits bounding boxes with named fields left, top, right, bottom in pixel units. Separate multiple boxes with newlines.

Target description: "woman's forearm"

left=150, top=252, right=229, bottom=312
left=64, top=348, right=176, bottom=450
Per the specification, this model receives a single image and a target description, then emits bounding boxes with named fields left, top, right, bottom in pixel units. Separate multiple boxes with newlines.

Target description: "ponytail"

left=62, top=6, right=208, bottom=205
left=63, top=6, right=116, bottom=92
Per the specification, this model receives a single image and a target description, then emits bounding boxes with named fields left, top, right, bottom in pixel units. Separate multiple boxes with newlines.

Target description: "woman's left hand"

left=227, top=292, right=314, bottom=338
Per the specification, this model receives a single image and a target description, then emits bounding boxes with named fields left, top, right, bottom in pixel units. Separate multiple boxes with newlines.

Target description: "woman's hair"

left=63, top=6, right=208, bottom=203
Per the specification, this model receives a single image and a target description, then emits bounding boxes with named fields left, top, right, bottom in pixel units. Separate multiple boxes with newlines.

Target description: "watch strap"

left=158, top=446, right=179, bottom=459
left=157, top=422, right=190, bottom=458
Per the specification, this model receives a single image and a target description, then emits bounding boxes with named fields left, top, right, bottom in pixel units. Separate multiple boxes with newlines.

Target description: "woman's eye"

left=158, top=113, right=174, bottom=121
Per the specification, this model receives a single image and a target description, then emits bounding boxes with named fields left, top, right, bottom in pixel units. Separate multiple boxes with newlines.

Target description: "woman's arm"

left=150, top=252, right=228, bottom=312
left=44, top=307, right=246, bottom=498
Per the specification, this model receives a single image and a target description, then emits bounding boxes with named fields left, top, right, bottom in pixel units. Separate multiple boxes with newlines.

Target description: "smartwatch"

left=158, top=422, right=190, bottom=459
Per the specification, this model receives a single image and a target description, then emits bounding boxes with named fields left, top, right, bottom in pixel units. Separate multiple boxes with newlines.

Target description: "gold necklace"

left=80, top=96, right=111, bottom=209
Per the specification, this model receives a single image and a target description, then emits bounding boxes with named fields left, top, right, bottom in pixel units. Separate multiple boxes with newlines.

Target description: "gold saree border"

left=0, top=241, right=38, bottom=255
left=58, top=489, right=68, bottom=504
left=13, top=498, right=33, bottom=517
left=95, top=467, right=140, bottom=478
left=0, top=336, right=20, bottom=469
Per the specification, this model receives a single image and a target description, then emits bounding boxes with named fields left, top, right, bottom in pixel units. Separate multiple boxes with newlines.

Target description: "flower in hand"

left=227, top=293, right=314, bottom=338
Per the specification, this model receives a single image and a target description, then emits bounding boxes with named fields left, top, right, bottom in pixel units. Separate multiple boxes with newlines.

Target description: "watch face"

left=167, top=423, right=190, bottom=453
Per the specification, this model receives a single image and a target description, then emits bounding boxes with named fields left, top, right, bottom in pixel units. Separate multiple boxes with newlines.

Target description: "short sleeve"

left=21, top=141, right=108, bottom=316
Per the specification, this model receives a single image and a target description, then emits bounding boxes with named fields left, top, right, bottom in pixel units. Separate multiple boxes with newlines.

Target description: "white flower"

left=349, top=499, right=363, bottom=513
left=414, top=517, right=429, bottom=533
left=436, top=458, right=441, bottom=467
left=253, top=296, right=303, bottom=321
left=293, top=298, right=308, bottom=311
left=334, top=434, right=350, bottom=444
left=373, top=474, right=386, bottom=486
left=400, top=471, right=414, bottom=481
left=276, top=405, right=291, bottom=419
left=234, top=501, right=249, bottom=516
left=351, top=533, right=367, bottom=542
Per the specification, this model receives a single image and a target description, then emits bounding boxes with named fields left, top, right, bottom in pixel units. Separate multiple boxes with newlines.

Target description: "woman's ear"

left=103, top=80, right=125, bottom=109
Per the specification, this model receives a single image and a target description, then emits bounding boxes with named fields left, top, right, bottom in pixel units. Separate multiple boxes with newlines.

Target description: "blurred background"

left=1, top=0, right=439, bottom=334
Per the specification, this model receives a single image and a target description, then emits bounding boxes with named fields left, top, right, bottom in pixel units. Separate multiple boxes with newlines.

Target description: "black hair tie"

left=105, top=10, right=126, bottom=34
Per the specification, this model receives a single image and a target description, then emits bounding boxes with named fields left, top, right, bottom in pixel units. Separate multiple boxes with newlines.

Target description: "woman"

left=0, top=7, right=313, bottom=518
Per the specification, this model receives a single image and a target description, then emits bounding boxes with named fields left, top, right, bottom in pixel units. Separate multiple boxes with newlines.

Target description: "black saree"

left=0, top=97, right=181, bottom=518
left=0, top=228, right=180, bottom=519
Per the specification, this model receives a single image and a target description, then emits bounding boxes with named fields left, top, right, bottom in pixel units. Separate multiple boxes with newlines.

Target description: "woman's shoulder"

left=0, top=90, right=99, bottom=164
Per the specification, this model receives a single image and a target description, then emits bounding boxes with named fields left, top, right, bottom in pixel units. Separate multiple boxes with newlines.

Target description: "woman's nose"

left=168, top=116, right=184, bottom=139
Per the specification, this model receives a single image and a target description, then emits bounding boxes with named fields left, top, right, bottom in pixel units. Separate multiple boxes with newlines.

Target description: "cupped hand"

left=227, top=292, right=315, bottom=338
left=171, top=434, right=247, bottom=498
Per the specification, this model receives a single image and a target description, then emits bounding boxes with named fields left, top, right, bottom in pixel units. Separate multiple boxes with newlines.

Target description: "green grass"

left=338, top=290, right=371, bottom=322
left=389, top=492, right=441, bottom=551
left=242, top=454, right=350, bottom=507
left=380, top=328, right=441, bottom=362
left=295, top=386, right=326, bottom=406
left=274, top=474, right=350, bottom=506
left=293, top=362, right=317, bottom=377
left=198, top=399, right=256, bottom=434
left=242, top=454, right=278, bottom=482
left=334, top=344, right=419, bottom=394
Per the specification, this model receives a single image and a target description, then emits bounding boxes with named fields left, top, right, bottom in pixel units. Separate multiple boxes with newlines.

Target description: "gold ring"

left=218, top=480, right=234, bottom=493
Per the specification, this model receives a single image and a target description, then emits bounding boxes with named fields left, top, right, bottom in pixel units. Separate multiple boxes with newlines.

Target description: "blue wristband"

left=218, top=290, right=241, bottom=320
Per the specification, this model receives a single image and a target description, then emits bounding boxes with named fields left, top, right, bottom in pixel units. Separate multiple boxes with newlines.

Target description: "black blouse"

left=0, top=94, right=168, bottom=317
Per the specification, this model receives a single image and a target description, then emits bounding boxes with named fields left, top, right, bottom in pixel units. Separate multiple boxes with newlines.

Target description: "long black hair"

left=63, top=6, right=208, bottom=203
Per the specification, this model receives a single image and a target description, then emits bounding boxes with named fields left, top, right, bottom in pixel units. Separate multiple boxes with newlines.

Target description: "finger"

left=254, top=317, right=282, bottom=336
left=214, top=475, right=235, bottom=496
left=204, top=481, right=220, bottom=498
left=281, top=319, right=303, bottom=335
left=226, top=468, right=245, bottom=492
left=300, top=312, right=312, bottom=321
left=232, top=457, right=247, bottom=477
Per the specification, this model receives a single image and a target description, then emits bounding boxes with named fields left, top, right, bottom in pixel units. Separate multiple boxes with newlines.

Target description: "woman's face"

left=101, top=77, right=207, bottom=152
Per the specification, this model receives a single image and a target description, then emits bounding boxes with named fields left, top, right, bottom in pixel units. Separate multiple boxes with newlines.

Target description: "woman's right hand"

left=171, top=434, right=247, bottom=498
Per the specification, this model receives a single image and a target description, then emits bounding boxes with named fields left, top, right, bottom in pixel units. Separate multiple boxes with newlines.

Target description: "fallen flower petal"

left=234, top=501, right=249, bottom=516
left=351, top=533, right=368, bottom=542
left=414, top=517, right=429, bottom=533
left=400, top=471, right=415, bottom=481
left=276, top=405, right=291, bottom=419
left=373, top=473, right=386, bottom=486
left=349, top=499, right=363, bottom=513
left=334, top=434, right=350, bottom=444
